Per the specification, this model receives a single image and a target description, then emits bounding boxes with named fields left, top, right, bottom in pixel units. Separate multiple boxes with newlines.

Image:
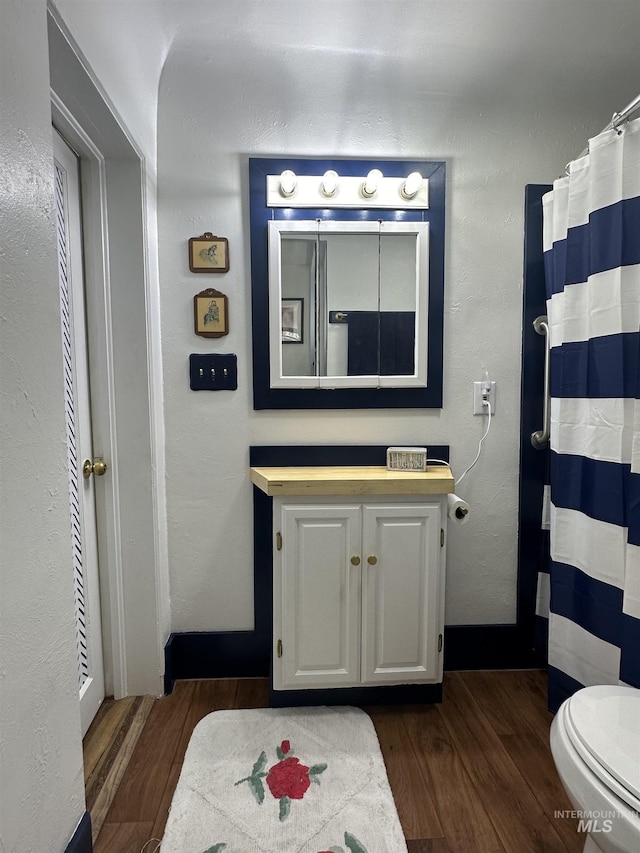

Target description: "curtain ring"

left=611, top=112, right=624, bottom=135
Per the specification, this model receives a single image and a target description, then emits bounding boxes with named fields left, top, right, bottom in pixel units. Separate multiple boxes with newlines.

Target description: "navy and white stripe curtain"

left=542, top=115, right=640, bottom=712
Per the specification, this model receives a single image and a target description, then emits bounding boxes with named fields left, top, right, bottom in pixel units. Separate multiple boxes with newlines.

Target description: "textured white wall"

left=157, top=3, right=639, bottom=633
left=54, top=0, right=170, bottom=164
left=0, top=1, right=85, bottom=850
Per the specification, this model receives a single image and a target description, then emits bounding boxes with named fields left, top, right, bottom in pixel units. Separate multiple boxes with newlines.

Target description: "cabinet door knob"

left=367, top=555, right=378, bottom=565
left=350, top=556, right=361, bottom=566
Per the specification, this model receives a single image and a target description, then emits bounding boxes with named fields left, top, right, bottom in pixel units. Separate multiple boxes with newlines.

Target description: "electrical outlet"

left=473, top=380, right=496, bottom=415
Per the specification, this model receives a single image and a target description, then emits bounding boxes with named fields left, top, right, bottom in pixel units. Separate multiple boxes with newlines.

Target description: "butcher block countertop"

left=249, top=465, right=454, bottom=496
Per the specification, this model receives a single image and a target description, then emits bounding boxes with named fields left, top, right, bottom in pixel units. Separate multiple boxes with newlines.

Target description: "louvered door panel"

left=53, top=129, right=105, bottom=735
left=55, top=158, right=91, bottom=688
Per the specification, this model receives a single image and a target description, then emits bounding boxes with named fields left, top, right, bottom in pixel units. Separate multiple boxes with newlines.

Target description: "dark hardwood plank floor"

left=83, top=670, right=584, bottom=852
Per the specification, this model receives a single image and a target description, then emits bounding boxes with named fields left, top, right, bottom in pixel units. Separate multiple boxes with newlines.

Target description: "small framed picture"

left=188, top=232, right=229, bottom=272
left=194, top=288, right=229, bottom=337
left=282, top=298, right=303, bottom=343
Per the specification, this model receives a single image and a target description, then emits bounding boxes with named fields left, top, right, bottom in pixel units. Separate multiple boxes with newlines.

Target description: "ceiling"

left=60, top=0, right=640, bottom=103
left=55, top=0, right=640, bottom=161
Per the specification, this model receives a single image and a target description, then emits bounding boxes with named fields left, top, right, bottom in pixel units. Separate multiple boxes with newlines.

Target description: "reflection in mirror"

left=269, top=221, right=428, bottom=390
left=281, top=236, right=316, bottom=377
left=326, top=233, right=417, bottom=377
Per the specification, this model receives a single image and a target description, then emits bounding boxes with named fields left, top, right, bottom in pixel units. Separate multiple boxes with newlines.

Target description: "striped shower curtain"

left=542, top=115, right=640, bottom=712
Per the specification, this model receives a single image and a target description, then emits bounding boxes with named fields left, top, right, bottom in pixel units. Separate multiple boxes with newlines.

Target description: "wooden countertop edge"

left=249, top=465, right=455, bottom=496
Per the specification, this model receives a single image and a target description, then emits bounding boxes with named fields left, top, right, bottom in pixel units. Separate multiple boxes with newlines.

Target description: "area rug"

left=161, top=706, right=408, bottom=853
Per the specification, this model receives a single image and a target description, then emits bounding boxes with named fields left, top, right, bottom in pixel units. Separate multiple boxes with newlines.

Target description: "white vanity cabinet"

left=274, top=496, right=445, bottom=691
left=249, top=465, right=454, bottom=696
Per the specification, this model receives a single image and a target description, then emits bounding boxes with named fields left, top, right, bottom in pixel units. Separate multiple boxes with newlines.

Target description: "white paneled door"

left=361, top=504, right=441, bottom=684
left=53, top=129, right=105, bottom=736
left=277, top=503, right=362, bottom=689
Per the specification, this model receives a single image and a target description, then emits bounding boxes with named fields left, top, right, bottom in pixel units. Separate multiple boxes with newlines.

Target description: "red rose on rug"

left=266, top=755, right=311, bottom=799
left=235, top=737, right=327, bottom=821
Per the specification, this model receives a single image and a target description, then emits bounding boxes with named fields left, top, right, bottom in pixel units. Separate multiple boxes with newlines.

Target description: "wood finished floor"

left=83, top=670, right=584, bottom=853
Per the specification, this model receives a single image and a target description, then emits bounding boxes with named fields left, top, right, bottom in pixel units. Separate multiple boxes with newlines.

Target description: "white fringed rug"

left=161, top=706, right=407, bottom=853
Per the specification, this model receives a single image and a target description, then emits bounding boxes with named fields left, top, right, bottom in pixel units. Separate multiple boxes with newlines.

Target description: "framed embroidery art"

left=189, top=232, right=230, bottom=272
left=194, top=288, right=229, bottom=338
left=281, top=298, right=303, bottom=343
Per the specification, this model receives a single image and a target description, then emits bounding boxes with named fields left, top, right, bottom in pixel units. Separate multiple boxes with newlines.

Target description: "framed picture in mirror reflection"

left=282, top=298, right=303, bottom=343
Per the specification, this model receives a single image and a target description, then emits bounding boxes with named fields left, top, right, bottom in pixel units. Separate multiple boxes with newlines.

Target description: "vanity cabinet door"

left=361, top=503, right=442, bottom=685
left=274, top=503, right=361, bottom=690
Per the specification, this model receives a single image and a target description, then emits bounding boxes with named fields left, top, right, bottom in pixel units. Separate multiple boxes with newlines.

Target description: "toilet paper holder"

left=447, top=493, right=470, bottom=524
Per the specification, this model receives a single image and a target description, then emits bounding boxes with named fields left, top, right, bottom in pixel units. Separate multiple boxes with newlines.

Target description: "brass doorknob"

left=350, top=556, right=361, bottom=566
left=82, top=459, right=108, bottom=479
left=367, top=555, right=378, bottom=565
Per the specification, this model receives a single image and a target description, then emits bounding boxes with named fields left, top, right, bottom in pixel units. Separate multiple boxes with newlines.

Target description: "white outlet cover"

left=473, top=381, right=496, bottom=415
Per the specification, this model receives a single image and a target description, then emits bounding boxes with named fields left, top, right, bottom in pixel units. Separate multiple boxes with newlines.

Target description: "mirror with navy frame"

left=249, top=157, right=445, bottom=409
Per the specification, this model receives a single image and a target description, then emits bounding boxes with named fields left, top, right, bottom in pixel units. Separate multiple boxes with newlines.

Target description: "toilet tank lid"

left=567, top=685, right=640, bottom=801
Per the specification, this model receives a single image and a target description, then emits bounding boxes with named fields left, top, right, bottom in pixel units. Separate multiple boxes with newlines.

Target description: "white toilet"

left=550, top=685, right=640, bottom=853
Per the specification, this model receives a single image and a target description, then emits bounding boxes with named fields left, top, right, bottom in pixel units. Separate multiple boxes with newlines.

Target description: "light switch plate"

left=190, top=354, right=238, bottom=391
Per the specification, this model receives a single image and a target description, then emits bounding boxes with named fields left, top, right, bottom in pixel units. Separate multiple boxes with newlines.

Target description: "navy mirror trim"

left=249, top=157, right=445, bottom=409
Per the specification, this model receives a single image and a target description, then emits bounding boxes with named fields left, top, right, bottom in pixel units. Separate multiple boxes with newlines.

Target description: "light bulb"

left=279, top=170, right=297, bottom=198
left=321, top=170, right=339, bottom=197
left=401, top=171, right=422, bottom=199
left=361, top=169, right=382, bottom=198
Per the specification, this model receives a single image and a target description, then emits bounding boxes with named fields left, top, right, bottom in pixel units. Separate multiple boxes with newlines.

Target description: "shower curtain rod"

left=611, top=92, right=640, bottom=129
left=570, top=92, right=640, bottom=168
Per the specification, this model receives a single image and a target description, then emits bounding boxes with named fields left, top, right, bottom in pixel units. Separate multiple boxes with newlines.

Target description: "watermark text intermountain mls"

left=555, top=809, right=633, bottom=835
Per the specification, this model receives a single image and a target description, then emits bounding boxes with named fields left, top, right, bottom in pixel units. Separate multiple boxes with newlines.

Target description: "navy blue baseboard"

left=164, top=631, right=270, bottom=695
left=444, top=624, right=545, bottom=670
left=65, top=812, right=92, bottom=853
left=164, top=624, right=543, bottom=694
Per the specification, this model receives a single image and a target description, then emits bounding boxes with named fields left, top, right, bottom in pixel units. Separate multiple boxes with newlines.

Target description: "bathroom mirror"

left=269, top=220, right=428, bottom=389
left=249, top=157, right=445, bottom=409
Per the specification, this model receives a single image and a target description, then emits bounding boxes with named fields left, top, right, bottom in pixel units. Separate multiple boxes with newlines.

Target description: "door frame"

left=49, top=9, right=168, bottom=698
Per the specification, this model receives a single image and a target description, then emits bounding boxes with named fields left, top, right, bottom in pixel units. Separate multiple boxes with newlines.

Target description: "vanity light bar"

left=266, top=173, right=429, bottom=209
